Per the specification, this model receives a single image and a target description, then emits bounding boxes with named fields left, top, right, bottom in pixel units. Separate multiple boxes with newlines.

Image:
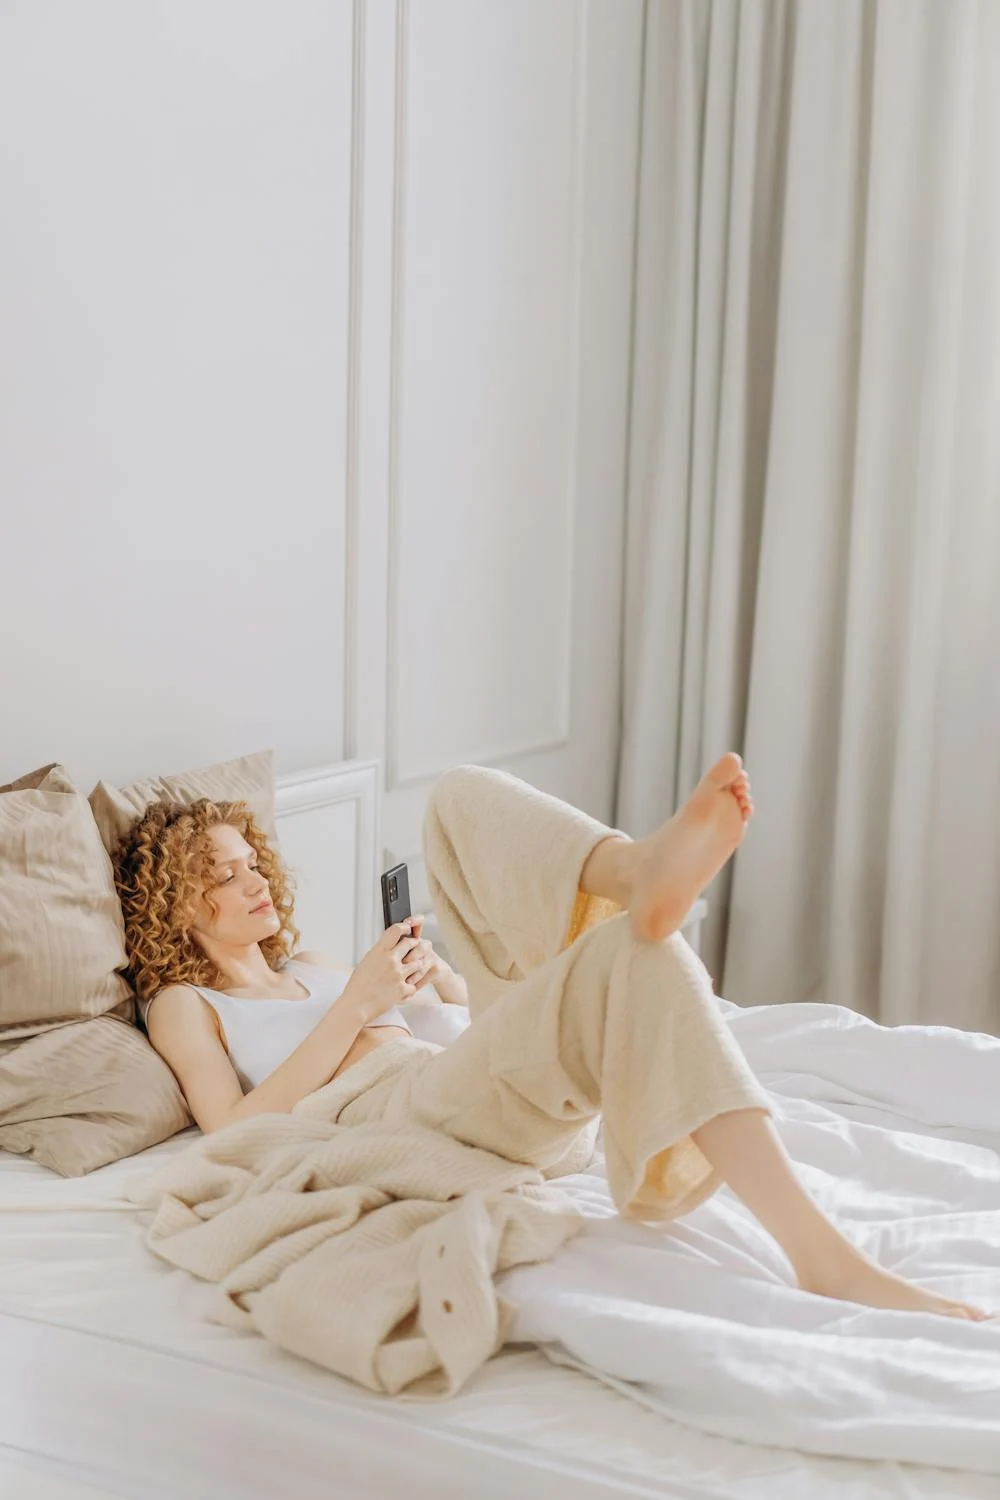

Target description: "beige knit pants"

left=333, top=765, right=772, bottom=1222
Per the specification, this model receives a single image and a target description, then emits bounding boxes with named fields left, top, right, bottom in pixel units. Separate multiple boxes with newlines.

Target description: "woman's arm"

left=294, top=944, right=469, bottom=1006
left=147, top=984, right=372, bottom=1134
left=432, top=964, right=469, bottom=1006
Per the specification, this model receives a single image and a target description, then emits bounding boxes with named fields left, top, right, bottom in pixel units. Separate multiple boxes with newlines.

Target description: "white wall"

left=0, top=0, right=644, bottom=870
left=1, top=2, right=353, bottom=787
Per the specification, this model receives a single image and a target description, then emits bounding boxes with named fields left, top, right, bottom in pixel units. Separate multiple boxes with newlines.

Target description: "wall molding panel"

left=340, top=0, right=644, bottom=893
left=383, top=0, right=588, bottom=792
left=342, top=0, right=368, bottom=762
left=276, top=758, right=381, bottom=961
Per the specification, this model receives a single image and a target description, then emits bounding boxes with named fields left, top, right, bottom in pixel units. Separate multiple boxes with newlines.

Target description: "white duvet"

left=498, top=999, right=1000, bottom=1475
left=4, top=996, right=1000, bottom=1493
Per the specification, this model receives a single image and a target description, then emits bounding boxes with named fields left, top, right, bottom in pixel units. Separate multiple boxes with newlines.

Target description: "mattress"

left=1, top=1131, right=992, bottom=1500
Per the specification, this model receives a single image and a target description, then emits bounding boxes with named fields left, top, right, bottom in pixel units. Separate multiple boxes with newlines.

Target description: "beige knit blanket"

left=129, top=1092, right=587, bottom=1399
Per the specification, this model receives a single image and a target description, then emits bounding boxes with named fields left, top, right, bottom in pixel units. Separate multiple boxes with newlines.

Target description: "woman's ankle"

left=786, top=1225, right=868, bottom=1291
left=579, top=833, right=635, bottom=906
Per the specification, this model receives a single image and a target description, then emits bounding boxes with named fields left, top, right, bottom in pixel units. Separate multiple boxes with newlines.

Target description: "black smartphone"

left=380, top=862, right=412, bottom=930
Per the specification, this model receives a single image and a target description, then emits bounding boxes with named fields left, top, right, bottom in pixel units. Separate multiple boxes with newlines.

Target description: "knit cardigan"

left=128, top=1100, right=587, bottom=1399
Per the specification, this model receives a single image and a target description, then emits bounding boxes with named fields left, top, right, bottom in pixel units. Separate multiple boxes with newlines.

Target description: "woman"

left=114, top=754, right=990, bottom=1323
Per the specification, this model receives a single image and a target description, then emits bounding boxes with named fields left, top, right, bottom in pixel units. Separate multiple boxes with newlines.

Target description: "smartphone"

left=380, top=862, right=412, bottom=930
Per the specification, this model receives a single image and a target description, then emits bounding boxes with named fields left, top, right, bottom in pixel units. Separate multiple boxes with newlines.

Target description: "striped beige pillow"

left=0, top=1015, right=192, bottom=1175
left=0, top=764, right=132, bottom=1037
left=88, top=747, right=277, bottom=856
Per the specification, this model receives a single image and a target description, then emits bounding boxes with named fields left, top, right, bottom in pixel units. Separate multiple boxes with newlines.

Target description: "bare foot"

left=798, top=1245, right=993, bottom=1322
left=627, top=752, right=755, bottom=943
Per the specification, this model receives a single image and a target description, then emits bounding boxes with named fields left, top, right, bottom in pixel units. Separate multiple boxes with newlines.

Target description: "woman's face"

left=189, top=823, right=281, bottom=947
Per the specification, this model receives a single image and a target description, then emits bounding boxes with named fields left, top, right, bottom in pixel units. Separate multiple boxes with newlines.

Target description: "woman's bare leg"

left=581, top=765, right=992, bottom=1321
left=692, top=1109, right=991, bottom=1320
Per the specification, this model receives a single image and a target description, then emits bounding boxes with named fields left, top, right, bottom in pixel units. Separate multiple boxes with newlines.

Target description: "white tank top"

left=143, top=960, right=412, bottom=1092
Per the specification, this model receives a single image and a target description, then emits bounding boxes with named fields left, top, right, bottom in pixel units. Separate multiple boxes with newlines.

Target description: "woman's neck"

left=198, top=940, right=276, bottom=993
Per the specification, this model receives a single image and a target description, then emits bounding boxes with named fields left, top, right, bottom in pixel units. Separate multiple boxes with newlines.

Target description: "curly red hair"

left=112, top=798, right=299, bottom=1002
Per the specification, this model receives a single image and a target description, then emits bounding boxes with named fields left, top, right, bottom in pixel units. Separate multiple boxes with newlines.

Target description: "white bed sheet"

left=502, top=1000, right=1000, bottom=1476
left=0, top=1122, right=992, bottom=1500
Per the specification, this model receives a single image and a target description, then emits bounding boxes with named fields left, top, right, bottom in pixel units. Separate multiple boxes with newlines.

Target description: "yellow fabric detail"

left=561, top=888, right=623, bottom=952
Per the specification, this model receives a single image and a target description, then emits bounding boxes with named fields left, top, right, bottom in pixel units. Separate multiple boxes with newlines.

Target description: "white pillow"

left=401, top=993, right=472, bottom=1048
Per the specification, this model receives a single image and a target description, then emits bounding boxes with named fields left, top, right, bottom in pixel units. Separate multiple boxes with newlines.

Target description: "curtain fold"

left=616, top=0, right=1000, bottom=1031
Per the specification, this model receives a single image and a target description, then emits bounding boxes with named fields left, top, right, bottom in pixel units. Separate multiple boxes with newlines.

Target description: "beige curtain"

left=616, top=0, right=1000, bottom=1031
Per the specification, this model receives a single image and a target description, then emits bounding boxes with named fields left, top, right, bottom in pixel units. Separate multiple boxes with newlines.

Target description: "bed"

left=2, top=759, right=998, bottom=1498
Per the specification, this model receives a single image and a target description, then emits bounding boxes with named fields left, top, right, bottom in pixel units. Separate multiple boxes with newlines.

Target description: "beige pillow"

left=0, top=764, right=132, bottom=1039
left=0, top=1015, right=192, bottom=1175
left=88, top=747, right=277, bottom=856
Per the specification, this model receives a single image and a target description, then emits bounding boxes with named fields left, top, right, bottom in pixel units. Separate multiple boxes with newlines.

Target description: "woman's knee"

left=571, top=909, right=695, bottom=963
left=574, top=913, right=715, bottom=1001
left=425, top=764, right=494, bottom=832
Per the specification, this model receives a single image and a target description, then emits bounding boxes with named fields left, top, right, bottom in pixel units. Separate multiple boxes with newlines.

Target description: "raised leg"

left=419, top=757, right=757, bottom=1181
left=423, top=753, right=755, bottom=1024
left=422, top=764, right=631, bottom=1020
left=414, top=763, right=992, bottom=1322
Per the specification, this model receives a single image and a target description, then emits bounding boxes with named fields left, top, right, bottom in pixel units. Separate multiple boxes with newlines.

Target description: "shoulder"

left=291, top=950, right=353, bottom=975
left=145, top=983, right=226, bottom=1049
left=145, top=982, right=202, bottom=1019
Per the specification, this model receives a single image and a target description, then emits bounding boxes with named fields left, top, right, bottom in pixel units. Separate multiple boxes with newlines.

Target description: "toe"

left=707, top=752, right=743, bottom=788
left=948, top=1302, right=988, bottom=1321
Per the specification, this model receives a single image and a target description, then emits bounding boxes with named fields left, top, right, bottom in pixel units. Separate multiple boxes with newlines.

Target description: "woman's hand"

left=405, top=916, right=468, bottom=1006
left=340, top=920, right=427, bottom=1024
left=399, top=915, right=446, bottom=994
